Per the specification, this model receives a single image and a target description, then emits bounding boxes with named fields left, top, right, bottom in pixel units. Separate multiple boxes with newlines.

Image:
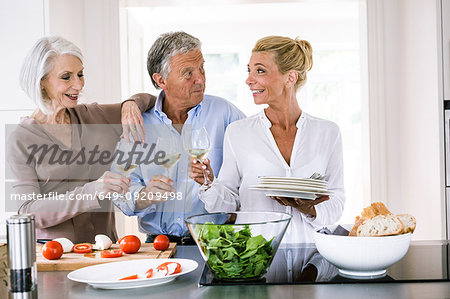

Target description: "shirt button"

left=177, top=217, right=181, bottom=222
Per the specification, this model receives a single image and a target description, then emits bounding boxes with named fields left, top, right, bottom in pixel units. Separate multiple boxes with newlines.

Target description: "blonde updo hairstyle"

left=252, top=36, right=313, bottom=90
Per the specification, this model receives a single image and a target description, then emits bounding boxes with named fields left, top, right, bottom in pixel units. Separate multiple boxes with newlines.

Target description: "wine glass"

left=182, top=127, right=212, bottom=186
left=155, top=136, right=181, bottom=178
left=111, top=140, right=141, bottom=176
left=111, top=140, right=142, bottom=199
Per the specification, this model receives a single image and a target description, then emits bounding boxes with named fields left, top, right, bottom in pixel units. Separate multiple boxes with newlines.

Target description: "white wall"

left=46, top=0, right=122, bottom=104
left=0, top=0, right=46, bottom=239
left=367, top=0, right=444, bottom=240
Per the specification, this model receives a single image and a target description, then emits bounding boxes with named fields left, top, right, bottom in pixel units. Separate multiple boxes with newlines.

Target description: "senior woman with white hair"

left=7, top=36, right=155, bottom=243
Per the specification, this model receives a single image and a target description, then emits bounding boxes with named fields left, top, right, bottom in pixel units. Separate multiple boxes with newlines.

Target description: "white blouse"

left=199, top=110, right=345, bottom=243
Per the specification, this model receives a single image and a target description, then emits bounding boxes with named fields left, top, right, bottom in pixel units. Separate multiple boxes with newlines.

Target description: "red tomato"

left=100, top=249, right=123, bottom=258
left=119, top=235, right=141, bottom=254
left=42, top=241, right=63, bottom=260
left=119, top=274, right=138, bottom=280
left=153, top=235, right=170, bottom=251
left=73, top=243, right=93, bottom=253
left=157, top=262, right=181, bottom=274
left=145, top=268, right=153, bottom=278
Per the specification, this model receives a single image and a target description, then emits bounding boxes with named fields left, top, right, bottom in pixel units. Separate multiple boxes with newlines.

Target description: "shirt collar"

left=296, top=110, right=306, bottom=128
left=188, top=100, right=203, bottom=119
left=259, top=109, right=306, bottom=128
left=153, top=90, right=204, bottom=123
left=259, top=110, right=272, bottom=128
left=153, top=91, right=166, bottom=122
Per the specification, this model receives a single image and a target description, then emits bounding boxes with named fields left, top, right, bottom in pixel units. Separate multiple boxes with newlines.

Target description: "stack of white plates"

left=248, top=176, right=332, bottom=200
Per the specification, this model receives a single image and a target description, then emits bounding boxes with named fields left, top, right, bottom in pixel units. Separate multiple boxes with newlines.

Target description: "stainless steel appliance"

left=445, top=101, right=450, bottom=240
left=199, top=243, right=448, bottom=285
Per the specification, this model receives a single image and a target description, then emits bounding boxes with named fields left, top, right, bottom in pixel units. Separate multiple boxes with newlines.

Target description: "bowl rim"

left=313, top=224, right=412, bottom=240
left=184, top=211, right=292, bottom=225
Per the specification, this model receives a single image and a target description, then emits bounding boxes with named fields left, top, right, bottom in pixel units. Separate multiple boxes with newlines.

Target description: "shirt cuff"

left=129, top=185, right=157, bottom=217
left=84, top=181, right=102, bottom=210
left=303, top=204, right=323, bottom=226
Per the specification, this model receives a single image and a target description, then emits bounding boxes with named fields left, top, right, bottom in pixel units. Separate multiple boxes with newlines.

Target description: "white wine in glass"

left=112, top=140, right=141, bottom=177
left=186, top=148, right=210, bottom=161
left=115, top=164, right=138, bottom=176
left=161, top=153, right=181, bottom=170
left=111, top=140, right=142, bottom=198
left=156, top=136, right=181, bottom=178
left=183, top=127, right=212, bottom=186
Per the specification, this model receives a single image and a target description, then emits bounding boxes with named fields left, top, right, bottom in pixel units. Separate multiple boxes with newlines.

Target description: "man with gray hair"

left=113, top=31, right=245, bottom=244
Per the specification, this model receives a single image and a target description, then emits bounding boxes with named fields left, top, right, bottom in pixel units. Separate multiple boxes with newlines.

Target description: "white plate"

left=67, top=258, right=198, bottom=290
left=259, top=181, right=327, bottom=188
left=249, top=187, right=331, bottom=200
left=255, top=183, right=329, bottom=193
left=259, top=176, right=328, bottom=185
left=259, top=180, right=327, bottom=188
left=249, top=184, right=332, bottom=194
left=265, top=190, right=317, bottom=199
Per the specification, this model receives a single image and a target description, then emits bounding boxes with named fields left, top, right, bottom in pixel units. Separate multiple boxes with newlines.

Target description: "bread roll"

left=361, top=202, right=392, bottom=219
left=349, top=202, right=392, bottom=236
left=348, top=216, right=365, bottom=237
left=356, top=215, right=404, bottom=237
left=397, top=214, right=416, bottom=234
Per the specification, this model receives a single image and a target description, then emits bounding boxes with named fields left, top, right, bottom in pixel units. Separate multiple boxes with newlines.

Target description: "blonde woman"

left=191, top=36, right=345, bottom=243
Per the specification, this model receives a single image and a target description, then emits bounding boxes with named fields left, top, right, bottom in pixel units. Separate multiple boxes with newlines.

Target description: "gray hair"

left=147, top=31, right=201, bottom=89
left=19, top=36, right=84, bottom=115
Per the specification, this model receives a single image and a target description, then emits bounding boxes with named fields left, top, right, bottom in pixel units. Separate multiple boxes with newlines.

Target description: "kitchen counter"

left=36, top=243, right=450, bottom=299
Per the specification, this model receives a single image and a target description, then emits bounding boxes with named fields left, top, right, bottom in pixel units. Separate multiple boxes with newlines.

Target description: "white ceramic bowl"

left=313, top=224, right=411, bottom=278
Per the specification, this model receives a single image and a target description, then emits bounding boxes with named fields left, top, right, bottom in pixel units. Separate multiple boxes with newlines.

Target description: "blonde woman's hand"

left=270, top=196, right=329, bottom=217
left=121, top=101, right=145, bottom=143
left=188, top=158, right=214, bottom=185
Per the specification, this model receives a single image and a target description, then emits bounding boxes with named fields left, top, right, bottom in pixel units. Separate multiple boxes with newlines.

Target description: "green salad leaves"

left=197, top=224, right=274, bottom=280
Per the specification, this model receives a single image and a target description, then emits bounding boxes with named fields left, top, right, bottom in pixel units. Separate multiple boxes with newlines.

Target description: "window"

left=120, top=0, right=370, bottom=223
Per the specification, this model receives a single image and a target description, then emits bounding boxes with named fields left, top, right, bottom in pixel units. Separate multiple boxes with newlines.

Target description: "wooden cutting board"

left=37, top=243, right=177, bottom=271
left=0, top=244, right=7, bottom=298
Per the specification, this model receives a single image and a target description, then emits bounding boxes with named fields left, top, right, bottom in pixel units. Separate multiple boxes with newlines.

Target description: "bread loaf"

left=356, top=215, right=404, bottom=237
left=348, top=216, right=365, bottom=237
left=348, top=202, right=416, bottom=237
left=361, top=202, right=392, bottom=219
left=397, top=214, right=416, bottom=234
left=349, top=202, right=391, bottom=236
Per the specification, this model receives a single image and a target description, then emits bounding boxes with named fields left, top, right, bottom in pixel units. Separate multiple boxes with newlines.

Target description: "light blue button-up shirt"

left=113, top=91, right=245, bottom=237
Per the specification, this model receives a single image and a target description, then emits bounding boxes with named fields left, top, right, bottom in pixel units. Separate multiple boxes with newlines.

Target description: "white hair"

left=19, top=36, right=84, bottom=115
left=147, top=31, right=201, bottom=89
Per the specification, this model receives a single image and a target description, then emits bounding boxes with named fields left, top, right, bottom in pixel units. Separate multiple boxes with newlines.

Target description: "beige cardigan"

left=7, top=97, right=155, bottom=243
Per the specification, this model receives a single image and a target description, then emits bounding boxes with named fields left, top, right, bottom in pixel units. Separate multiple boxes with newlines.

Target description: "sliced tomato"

left=73, top=243, right=93, bottom=253
left=100, top=249, right=123, bottom=258
left=119, top=274, right=138, bottom=280
left=156, top=262, right=181, bottom=275
left=145, top=268, right=153, bottom=278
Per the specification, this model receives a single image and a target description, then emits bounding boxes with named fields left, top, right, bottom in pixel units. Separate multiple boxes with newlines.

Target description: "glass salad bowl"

left=185, top=211, right=292, bottom=281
